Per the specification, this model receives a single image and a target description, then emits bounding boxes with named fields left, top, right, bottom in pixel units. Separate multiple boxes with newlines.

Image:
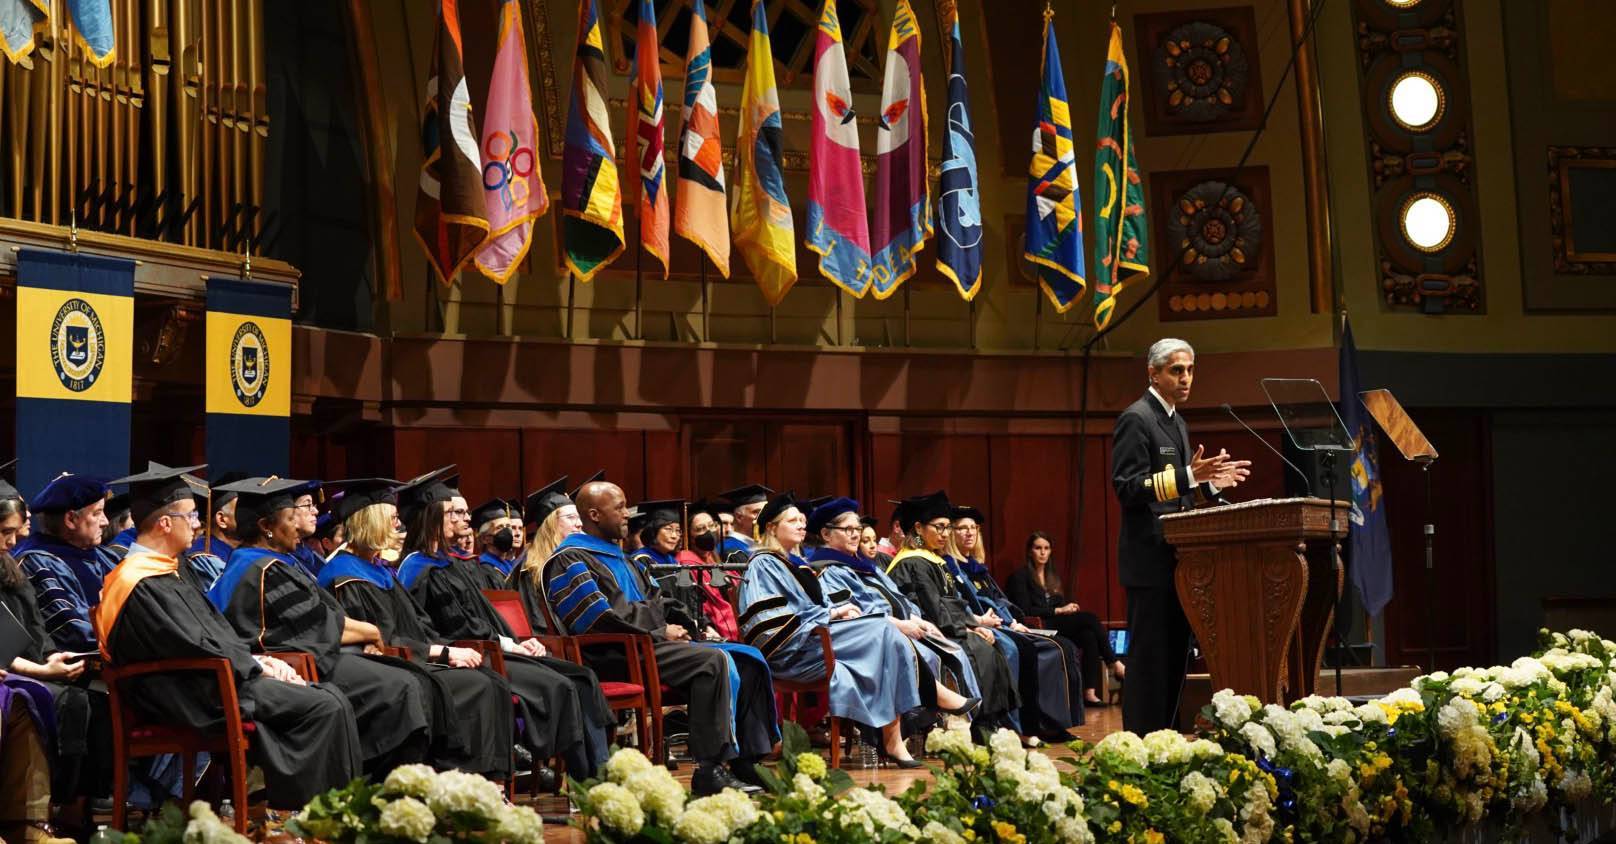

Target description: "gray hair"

left=1147, top=338, right=1195, bottom=369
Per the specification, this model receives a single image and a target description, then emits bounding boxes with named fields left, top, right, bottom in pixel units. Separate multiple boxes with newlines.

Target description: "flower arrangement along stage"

left=564, top=628, right=1616, bottom=843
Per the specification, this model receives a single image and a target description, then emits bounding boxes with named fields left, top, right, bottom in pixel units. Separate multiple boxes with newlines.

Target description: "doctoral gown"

left=737, top=549, right=922, bottom=728
left=809, top=547, right=980, bottom=702
left=98, top=553, right=362, bottom=808
left=14, top=534, right=119, bottom=653
left=207, top=547, right=431, bottom=773
left=474, top=553, right=516, bottom=589
left=400, top=550, right=610, bottom=776
left=0, top=575, right=112, bottom=798
left=884, top=548, right=1017, bottom=726
left=946, top=554, right=1084, bottom=731
left=630, top=547, right=739, bottom=640
left=532, top=533, right=779, bottom=763
left=317, top=553, right=514, bottom=777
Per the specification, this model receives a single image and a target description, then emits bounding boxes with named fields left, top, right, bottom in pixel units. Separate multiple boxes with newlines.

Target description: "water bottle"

left=859, top=739, right=879, bottom=769
left=219, top=800, right=235, bottom=828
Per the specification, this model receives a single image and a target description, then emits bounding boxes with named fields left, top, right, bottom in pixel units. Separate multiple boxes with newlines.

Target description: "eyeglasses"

left=925, top=521, right=953, bottom=533
left=447, top=508, right=470, bottom=519
left=293, top=503, right=319, bottom=513
left=829, top=524, right=862, bottom=535
left=161, top=510, right=202, bottom=525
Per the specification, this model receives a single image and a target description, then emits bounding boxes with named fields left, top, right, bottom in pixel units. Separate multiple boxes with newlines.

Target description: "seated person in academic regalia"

left=0, top=481, right=114, bottom=811
left=739, top=494, right=981, bottom=769
left=627, top=500, right=724, bottom=641
left=101, top=493, right=135, bottom=557
left=471, top=498, right=524, bottom=588
left=96, top=465, right=363, bottom=809
left=716, top=484, right=772, bottom=564
left=884, top=492, right=1020, bottom=736
left=15, top=474, right=118, bottom=655
left=536, top=481, right=779, bottom=796
left=511, top=476, right=578, bottom=610
left=946, top=506, right=1084, bottom=737
left=284, top=485, right=329, bottom=578
left=805, top=498, right=982, bottom=707
left=680, top=500, right=739, bottom=641
left=206, top=476, right=434, bottom=777
left=302, top=507, right=346, bottom=566
left=397, top=466, right=612, bottom=779
left=317, top=479, right=515, bottom=780
left=169, top=471, right=249, bottom=590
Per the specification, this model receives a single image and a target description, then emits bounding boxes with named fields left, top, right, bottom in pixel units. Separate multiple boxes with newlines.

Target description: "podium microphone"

left=1221, top=403, right=1313, bottom=493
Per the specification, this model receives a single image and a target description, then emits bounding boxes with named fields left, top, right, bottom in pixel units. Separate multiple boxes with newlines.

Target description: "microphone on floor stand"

left=1221, top=403, right=1313, bottom=494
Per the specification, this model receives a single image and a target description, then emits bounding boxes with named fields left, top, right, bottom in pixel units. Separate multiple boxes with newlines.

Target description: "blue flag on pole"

left=936, top=14, right=982, bottom=301
left=1340, top=317, right=1394, bottom=616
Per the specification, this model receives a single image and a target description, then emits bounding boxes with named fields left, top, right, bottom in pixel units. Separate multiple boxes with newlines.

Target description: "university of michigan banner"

left=15, top=248, right=133, bottom=494
left=205, top=277, right=292, bottom=477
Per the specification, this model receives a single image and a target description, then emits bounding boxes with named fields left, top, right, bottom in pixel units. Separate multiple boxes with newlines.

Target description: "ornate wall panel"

left=1548, top=145, right=1616, bottom=276
left=1351, top=0, right=1483, bottom=314
left=1132, top=6, right=1265, bottom=137
left=1150, top=166, right=1278, bottom=321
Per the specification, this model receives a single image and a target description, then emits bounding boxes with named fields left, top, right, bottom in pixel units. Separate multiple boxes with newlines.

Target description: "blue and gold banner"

left=15, top=248, right=134, bottom=495
left=205, top=277, right=292, bottom=477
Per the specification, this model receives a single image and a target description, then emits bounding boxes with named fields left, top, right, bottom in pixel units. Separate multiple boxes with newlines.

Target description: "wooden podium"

left=1160, top=498, right=1348, bottom=705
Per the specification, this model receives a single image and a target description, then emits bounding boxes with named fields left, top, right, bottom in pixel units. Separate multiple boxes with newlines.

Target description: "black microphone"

left=1221, top=403, right=1313, bottom=494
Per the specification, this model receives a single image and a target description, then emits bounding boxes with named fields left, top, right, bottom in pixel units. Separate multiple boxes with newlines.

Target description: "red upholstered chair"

left=101, top=641, right=317, bottom=835
left=770, top=626, right=842, bottom=769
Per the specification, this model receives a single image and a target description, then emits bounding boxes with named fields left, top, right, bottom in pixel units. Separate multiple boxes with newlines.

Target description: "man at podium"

left=1112, top=339, right=1252, bottom=733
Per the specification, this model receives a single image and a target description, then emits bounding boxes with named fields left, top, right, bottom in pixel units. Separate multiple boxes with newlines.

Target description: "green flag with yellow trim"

left=1092, top=20, right=1149, bottom=330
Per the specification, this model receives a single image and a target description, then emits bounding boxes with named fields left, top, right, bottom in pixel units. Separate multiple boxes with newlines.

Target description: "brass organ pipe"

left=228, top=0, right=244, bottom=249
left=179, top=0, right=199, bottom=245
left=148, top=0, right=169, bottom=232
left=248, top=0, right=264, bottom=250
left=47, top=0, right=61, bottom=223
left=28, top=25, right=47, bottom=220
left=126, top=0, right=143, bottom=236
left=199, top=0, right=212, bottom=247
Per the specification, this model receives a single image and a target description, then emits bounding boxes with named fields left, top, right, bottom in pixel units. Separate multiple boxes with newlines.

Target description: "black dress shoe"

left=691, top=764, right=761, bottom=796
left=513, top=743, right=535, bottom=773
left=939, top=696, right=982, bottom=717
left=531, top=765, right=560, bottom=793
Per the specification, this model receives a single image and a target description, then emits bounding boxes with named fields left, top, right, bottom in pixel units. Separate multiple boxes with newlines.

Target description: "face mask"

left=691, top=531, right=716, bottom=552
left=492, top=527, right=515, bottom=554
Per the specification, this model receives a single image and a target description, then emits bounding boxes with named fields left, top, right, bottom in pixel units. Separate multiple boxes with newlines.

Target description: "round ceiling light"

left=1400, top=193, right=1455, bottom=252
left=1388, top=71, right=1444, bottom=131
left=1384, top=0, right=1422, bottom=7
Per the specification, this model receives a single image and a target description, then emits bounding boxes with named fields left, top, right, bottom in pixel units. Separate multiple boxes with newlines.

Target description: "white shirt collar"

left=1148, top=386, right=1176, bottom=418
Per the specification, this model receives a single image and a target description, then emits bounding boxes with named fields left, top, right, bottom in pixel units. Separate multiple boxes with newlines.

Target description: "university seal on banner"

left=230, top=321, right=270, bottom=408
left=50, top=298, right=105, bottom=392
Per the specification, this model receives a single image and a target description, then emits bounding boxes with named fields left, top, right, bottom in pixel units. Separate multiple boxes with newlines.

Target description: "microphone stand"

left=1419, top=455, right=1436, bottom=675
left=1320, top=448, right=1344, bottom=696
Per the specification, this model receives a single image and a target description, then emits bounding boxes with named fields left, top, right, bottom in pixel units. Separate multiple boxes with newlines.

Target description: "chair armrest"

left=102, top=657, right=246, bottom=739
left=102, top=657, right=236, bottom=683
left=812, top=626, right=835, bottom=675
left=1022, top=616, right=1045, bottom=629
left=379, top=645, right=410, bottom=660
left=452, top=640, right=507, bottom=675
left=568, top=633, right=649, bottom=687
left=533, top=635, right=572, bottom=661
left=264, top=651, right=319, bottom=682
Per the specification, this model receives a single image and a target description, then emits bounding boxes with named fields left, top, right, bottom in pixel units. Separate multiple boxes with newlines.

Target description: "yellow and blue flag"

left=869, top=0, right=930, bottom=299
left=730, top=0, right=796, bottom=305
left=0, top=0, right=47, bottom=64
left=562, top=0, right=625, bottom=283
left=1092, top=20, right=1149, bottom=330
left=66, top=0, right=112, bottom=67
left=206, top=277, right=293, bottom=477
left=14, top=248, right=133, bottom=493
left=936, top=12, right=981, bottom=301
left=1340, top=317, right=1394, bottom=616
left=806, top=0, right=872, bottom=297
left=1024, top=13, right=1085, bottom=313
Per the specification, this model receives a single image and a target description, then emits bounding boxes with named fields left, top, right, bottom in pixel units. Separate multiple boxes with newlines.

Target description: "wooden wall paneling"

left=986, top=433, right=1078, bottom=606
left=521, top=429, right=652, bottom=504
left=685, top=420, right=770, bottom=499
left=868, top=432, right=992, bottom=538
left=643, top=430, right=683, bottom=499
left=772, top=422, right=853, bottom=500
left=394, top=428, right=524, bottom=504
left=1379, top=410, right=1495, bottom=672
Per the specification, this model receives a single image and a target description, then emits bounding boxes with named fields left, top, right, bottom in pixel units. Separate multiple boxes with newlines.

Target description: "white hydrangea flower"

left=493, top=804, right=545, bottom=844
left=671, top=808, right=729, bottom=844
left=922, top=821, right=967, bottom=844
left=424, top=770, right=506, bottom=819
left=1327, top=758, right=1352, bottom=785
left=1180, top=770, right=1218, bottom=815
left=1382, top=687, right=1423, bottom=705
left=792, top=773, right=826, bottom=803
left=587, top=782, right=645, bottom=835
left=376, top=797, right=436, bottom=843
left=1560, top=769, right=1593, bottom=802
left=1239, top=722, right=1277, bottom=759
left=1213, top=689, right=1257, bottom=727
left=1055, top=815, right=1096, bottom=844
left=1213, top=817, right=1239, bottom=843
left=1095, top=731, right=1149, bottom=767
left=382, top=763, right=437, bottom=798
left=1143, top=729, right=1192, bottom=765
left=924, top=723, right=976, bottom=757
left=684, top=789, right=760, bottom=831
left=1354, top=703, right=1389, bottom=725
left=624, top=766, right=686, bottom=823
left=1192, top=738, right=1227, bottom=760
left=988, top=728, right=1027, bottom=765
left=184, top=801, right=252, bottom=844
left=605, top=747, right=656, bottom=783
left=837, top=788, right=919, bottom=837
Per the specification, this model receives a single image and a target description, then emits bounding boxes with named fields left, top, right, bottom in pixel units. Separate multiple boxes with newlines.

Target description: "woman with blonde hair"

left=510, top=476, right=581, bottom=631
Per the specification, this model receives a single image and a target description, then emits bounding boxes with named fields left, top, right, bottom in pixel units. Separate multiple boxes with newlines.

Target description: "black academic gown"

left=534, top=543, right=779, bottom=764
left=951, top=557, right=1083, bottom=732
left=104, top=567, right=362, bottom=808
left=321, top=557, right=513, bottom=778
left=0, top=576, right=112, bottom=798
left=404, top=553, right=610, bottom=777
left=209, top=549, right=431, bottom=774
left=885, top=549, right=1017, bottom=726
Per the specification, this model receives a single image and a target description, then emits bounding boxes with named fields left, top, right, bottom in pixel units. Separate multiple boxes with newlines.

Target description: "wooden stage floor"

left=535, top=705, right=1124, bottom=842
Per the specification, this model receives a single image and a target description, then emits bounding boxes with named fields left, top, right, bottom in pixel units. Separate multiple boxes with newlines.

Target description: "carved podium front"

left=1160, top=498, right=1347, bottom=705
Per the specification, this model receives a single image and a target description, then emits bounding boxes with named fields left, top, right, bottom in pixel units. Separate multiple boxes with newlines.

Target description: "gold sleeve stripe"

left=1151, top=465, right=1179, bottom=502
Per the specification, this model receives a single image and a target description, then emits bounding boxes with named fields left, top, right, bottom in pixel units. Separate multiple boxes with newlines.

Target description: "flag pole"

left=903, top=285, right=912, bottom=347
left=769, top=304, right=777, bottom=344
left=699, top=253, right=709, bottom=342
left=968, top=299, right=976, bottom=350
left=566, top=272, right=577, bottom=338
left=1034, top=286, right=1043, bottom=349
left=635, top=228, right=644, bottom=340
left=835, top=290, right=844, bottom=346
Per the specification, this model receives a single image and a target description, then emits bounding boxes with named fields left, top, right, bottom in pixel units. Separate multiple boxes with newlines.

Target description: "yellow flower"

left=991, top=820, right=1026, bottom=844
left=963, top=831, right=977, bottom=842
left=1116, top=783, right=1149, bottom=806
left=1108, top=821, right=1122, bottom=834
left=794, top=834, right=815, bottom=844
left=1144, top=831, right=1165, bottom=844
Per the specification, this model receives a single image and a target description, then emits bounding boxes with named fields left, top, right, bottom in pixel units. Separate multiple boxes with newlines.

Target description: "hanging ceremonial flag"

left=206, top=277, right=293, bottom=477
left=936, top=12, right=982, bottom=301
left=1024, top=11, right=1085, bottom=313
left=474, top=0, right=548, bottom=283
left=868, top=0, right=930, bottom=300
left=674, top=0, right=730, bottom=278
left=730, top=0, right=796, bottom=305
left=562, top=0, right=626, bottom=283
left=0, top=0, right=47, bottom=64
left=413, top=0, right=490, bottom=286
left=66, top=0, right=112, bottom=66
left=1340, top=317, right=1394, bottom=616
left=805, top=0, right=872, bottom=298
left=629, top=0, right=669, bottom=277
left=1092, top=20, right=1149, bottom=330
left=14, top=249, right=133, bottom=494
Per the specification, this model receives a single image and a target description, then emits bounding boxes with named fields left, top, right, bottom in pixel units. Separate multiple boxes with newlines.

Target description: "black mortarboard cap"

left=324, top=478, right=399, bottom=524
left=111, top=464, right=208, bottom=524
left=688, top=497, right=730, bottom=521
left=472, top=498, right=521, bottom=532
left=756, top=491, right=799, bottom=530
left=570, top=470, right=607, bottom=501
left=951, top=505, right=985, bottom=525
left=721, top=483, right=773, bottom=508
left=217, top=477, right=322, bottom=531
left=105, top=492, right=132, bottom=518
left=629, top=499, right=685, bottom=536
left=859, top=514, right=878, bottom=529
left=30, top=473, right=111, bottom=513
left=524, top=476, right=570, bottom=525
left=209, top=471, right=251, bottom=508
left=395, top=466, right=460, bottom=523
left=894, top=490, right=953, bottom=533
left=806, top=497, right=860, bottom=535
left=0, top=460, right=17, bottom=501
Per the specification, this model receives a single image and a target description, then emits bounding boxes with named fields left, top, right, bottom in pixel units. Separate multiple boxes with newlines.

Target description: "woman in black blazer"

left=1003, top=532, right=1124, bottom=705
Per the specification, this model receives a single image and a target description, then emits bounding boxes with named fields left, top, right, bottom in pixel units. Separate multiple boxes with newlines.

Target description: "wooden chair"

left=771, top=626, right=841, bottom=769
left=102, top=647, right=316, bottom=835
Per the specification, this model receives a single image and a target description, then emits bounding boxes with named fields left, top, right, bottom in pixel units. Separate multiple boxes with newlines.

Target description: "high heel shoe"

left=939, top=696, right=981, bottom=717
left=877, top=746, right=925, bottom=769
